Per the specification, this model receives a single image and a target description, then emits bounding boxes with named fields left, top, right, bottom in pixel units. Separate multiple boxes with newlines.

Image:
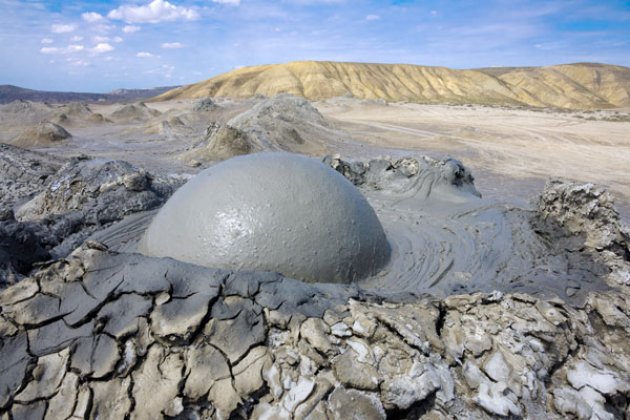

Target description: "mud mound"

left=140, top=153, right=390, bottom=283
left=184, top=94, right=336, bottom=164
left=1, top=156, right=183, bottom=274
left=51, top=103, right=109, bottom=127
left=109, top=102, right=161, bottom=122
left=535, top=180, right=630, bottom=253
left=61, top=102, right=92, bottom=116
left=227, top=94, right=330, bottom=153
left=325, top=154, right=481, bottom=199
left=0, top=100, right=53, bottom=123
left=12, top=122, right=71, bottom=147
left=193, top=98, right=218, bottom=111
left=0, top=147, right=183, bottom=286
left=143, top=116, right=186, bottom=136
left=183, top=124, right=252, bottom=164
left=0, top=144, right=66, bottom=217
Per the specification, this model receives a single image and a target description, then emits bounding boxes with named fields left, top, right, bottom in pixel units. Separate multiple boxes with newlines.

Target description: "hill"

left=0, top=85, right=179, bottom=104
left=155, top=61, right=630, bottom=109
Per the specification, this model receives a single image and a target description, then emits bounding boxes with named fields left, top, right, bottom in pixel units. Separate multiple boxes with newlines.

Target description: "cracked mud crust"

left=0, top=245, right=628, bottom=419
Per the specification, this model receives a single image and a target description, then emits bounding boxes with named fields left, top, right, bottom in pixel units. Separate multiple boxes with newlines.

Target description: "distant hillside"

left=0, top=85, right=179, bottom=104
left=155, top=61, right=630, bottom=109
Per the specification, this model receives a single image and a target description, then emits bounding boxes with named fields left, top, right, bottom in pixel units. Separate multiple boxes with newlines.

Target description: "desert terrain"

left=1, top=61, right=629, bottom=419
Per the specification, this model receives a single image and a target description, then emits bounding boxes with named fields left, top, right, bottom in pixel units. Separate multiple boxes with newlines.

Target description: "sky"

left=0, top=0, right=629, bottom=92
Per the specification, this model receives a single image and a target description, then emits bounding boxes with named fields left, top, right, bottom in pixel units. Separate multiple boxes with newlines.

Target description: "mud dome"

left=138, top=152, right=390, bottom=283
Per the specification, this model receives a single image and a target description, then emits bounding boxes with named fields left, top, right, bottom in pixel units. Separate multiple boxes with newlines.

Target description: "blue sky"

left=0, top=0, right=629, bottom=92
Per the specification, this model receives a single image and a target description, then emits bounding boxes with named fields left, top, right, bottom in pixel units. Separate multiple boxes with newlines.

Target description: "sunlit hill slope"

left=156, top=61, right=630, bottom=109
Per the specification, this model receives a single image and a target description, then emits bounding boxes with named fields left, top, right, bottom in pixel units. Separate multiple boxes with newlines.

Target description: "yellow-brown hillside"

left=156, top=61, right=630, bottom=109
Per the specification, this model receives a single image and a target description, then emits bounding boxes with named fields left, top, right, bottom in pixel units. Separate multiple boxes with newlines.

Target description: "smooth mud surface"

left=138, top=152, right=390, bottom=284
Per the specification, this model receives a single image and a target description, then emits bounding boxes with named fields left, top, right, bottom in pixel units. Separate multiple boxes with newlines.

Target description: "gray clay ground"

left=0, top=95, right=629, bottom=419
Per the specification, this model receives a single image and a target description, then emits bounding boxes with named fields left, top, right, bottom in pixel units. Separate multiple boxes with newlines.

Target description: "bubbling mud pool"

left=98, top=152, right=609, bottom=304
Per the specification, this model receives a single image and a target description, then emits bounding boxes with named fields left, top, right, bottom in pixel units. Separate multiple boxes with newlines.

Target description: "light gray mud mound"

left=0, top=100, right=53, bottom=124
left=0, top=143, right=66, bottom=217
left=139, top=152, right=390, bottom=284
left=183, top=94, right=345, bottom=163
left=109, top=102, right=161, bottom=122
left=182, top=124, right=253, bottom=163
left=227, top=94, right=330, bottom=153
left=12, top=122, right=72, bottom=148
left=0, top=144, right=67, bottom=286
left=50, top=103, right=109, bottom=127
left=193, top=97, right=219, bottom=112
left=14, top=156, right=183, bottom=258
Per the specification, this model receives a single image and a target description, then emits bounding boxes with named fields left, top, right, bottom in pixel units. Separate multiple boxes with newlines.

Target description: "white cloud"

left=67, top=57, right=90, bottom=66
left=40, top=44, right=85, bottom=54
left=113, top=36, right=124, bottom=43
left=108, top=0, right=199, bottom=24
left=71, top=35, right=84, bottom=42
left=213, top=0, right=240, bottom=5
left=136, top=51, right=154, bottom=58
left=67, top=45, right=85, bottom=53
left=51, top=23, right=76, bottom=34
left=161, top=42, right=183, bottom=49
left=366, top=14, right=380, bottom=21
left=122, top=25, right=141, bottom=33
left=40, top=47, right=59, bottom=54
left=41, top=38, right=54, bottom=44
left=91, top=43, right=115, bottom=54
left=82, top=12, right=104, bottom=23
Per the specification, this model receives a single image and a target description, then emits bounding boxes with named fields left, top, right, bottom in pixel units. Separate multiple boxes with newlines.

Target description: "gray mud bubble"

left=138, top=152, right=391, bottom=283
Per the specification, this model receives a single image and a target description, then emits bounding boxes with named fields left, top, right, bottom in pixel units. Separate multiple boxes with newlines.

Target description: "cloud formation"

left=91, top=43, right=115, bottom=54
left=40, top=44, right=84, bottom=54
left=81, top=12, right=104, bottom=23
left=51, top=24, right=76, bottom=34
left=137, top=51, right=154, bottom=58
left=213, top=0, right=241, bottom=5
left=161, top=42, right=183, bottom=49
left=108, top=0, right=199, bottom=24
left=123, top=25, right=141, bottom=33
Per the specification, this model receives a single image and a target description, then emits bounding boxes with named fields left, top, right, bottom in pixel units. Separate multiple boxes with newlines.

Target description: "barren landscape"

left=1, top=61, right=629, bottom=419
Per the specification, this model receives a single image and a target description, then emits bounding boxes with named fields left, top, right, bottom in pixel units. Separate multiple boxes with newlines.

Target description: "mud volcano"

left=139, top=152, right=390, bottom=283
